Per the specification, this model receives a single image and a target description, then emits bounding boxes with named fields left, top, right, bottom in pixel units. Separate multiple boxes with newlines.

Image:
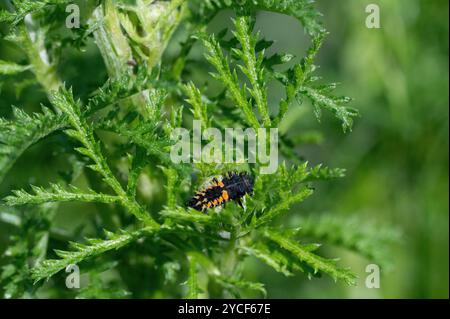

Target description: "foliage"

left=0, top=107, right=67, bottom=184
left=0, top=0, right=401, bottom=299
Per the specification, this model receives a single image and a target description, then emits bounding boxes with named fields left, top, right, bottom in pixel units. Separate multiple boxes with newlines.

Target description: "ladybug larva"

left=187, top=172, right=254, bottom=212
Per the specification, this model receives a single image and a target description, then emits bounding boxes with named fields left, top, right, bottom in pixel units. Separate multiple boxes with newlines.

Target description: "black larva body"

left=187, top=172, right=254, bottom=211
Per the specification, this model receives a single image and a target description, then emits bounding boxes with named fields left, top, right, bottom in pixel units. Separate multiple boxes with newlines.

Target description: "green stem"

left=222, top=228, right=238, bottom=277
left=92, top=0, right=133, bottom=78
left=22, top=15, right=61, bottom=95
left=187, top=253, right=199, bottom=299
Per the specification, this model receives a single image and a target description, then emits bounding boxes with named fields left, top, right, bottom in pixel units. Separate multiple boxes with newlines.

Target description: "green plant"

left=0, top=0, right=396, bottom=298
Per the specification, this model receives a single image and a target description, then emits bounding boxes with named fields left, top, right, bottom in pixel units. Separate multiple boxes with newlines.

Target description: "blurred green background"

left=0, top=0, right=448, bottom=298
left=249, top=0, right=449, bottom=298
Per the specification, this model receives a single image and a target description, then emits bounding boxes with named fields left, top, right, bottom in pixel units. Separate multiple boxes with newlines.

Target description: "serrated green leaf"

left=0, top=107, right=67, bottom=184
left=264, top=229, right=357, bottom=286
left=0, top=60, right=31, bottom=75
left=31, top=226, right=156, bottom=283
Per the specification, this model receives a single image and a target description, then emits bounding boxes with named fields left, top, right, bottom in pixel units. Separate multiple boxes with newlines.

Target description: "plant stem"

left=22, top=15, right=61, bottom=95
left=91, top=0, right=133, bottom=78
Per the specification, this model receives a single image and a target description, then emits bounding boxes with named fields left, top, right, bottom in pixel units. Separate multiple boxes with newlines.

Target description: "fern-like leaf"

left=184, top=82, right=211, bottom=128
left=248, top=162, right=343, bottom=228
left=264, top=229, right=357, bottom=285
left=86, top=65, right=157, bottom=116
left=216, top=276, right=267, bottom=298
left=0, top=60, right=31, bottom=75
left=194, top=0, right=324, bottom=36
left=161, top=206, right=215, bottom=225
left=255, top=187, right=314, bottom=227
left=0, top=0, right=70, bottom=26
left=49, top=87, right=157, bottom=226
left=0, top=204, right=57, bottom=298
left=4, top=184, right=119, bottom=206
left=297, top=214, right=401, bottom=271
left=201, top=33, right=261, bottom=129
left=31, top=226, right=156, bottom=283
left=241, top=239, right=319, bottom=278
left=0, top=107, right=67, bottom=183
left=233, top=16, right=271, bottom=127
left=275, top=32, right=358, bottom=131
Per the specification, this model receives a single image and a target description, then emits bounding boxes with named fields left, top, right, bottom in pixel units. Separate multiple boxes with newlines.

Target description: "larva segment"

left=187, top=172, right=253, bottom=212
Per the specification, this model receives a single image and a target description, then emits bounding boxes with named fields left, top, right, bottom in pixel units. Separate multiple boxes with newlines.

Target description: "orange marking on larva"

left=187, top=172, right=253, bottom=211
left=222, top=190, right=229, bottom=201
